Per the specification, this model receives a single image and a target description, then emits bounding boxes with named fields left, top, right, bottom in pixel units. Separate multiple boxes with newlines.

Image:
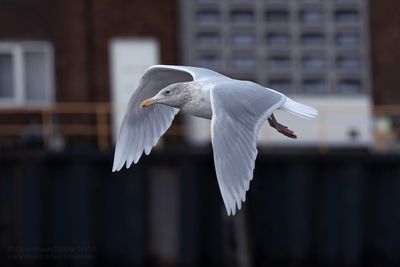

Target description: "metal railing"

left=0, top=103, right=111, bottom=150
left=0, top=103, right=400, bottom=151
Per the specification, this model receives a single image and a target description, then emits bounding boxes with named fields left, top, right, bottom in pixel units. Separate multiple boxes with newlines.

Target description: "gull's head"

left=140, top=83, right=189, bottom=109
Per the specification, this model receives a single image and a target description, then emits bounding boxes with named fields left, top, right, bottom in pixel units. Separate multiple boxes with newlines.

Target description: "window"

left=337, top=80, right=362, bottom=94
left=335, top=10, right=359, bottom=23
left=268, top=79, right=292, bottom=94
left=0, top=54, right=14, bottom=98
left=336, top=33, right=359, bottom=47
left=337, top=56, right=361, bottom=70
left=302, top=33, right=325, bottom=46
left=265, top=10, right=289, bottom=23
left=301, top=10, right=323, bottom=24
left=302, top=56, right=326, bottom=70
left=196, top=10, right=220, bottom=24
left=266, top=33, right=290, bottom=47
left=0, top=42, right=53, bottom=106
left=268, top=56, right=291, bottom=71
left=231, top=33, right=255, bottom=47
left=303, top=79, right=327, bottom=94
left=231, top=57, right=256, bottom=70
left=197, top=33, right=221, bottom=47
left=196, top=55, right=223, bottom=70
left=231, top=10, right=254, bottom=24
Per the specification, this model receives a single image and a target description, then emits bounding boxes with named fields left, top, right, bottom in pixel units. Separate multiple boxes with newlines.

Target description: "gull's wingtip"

left=226, top=206, right=232, bottom=216
left=112, top=160, right=123, bottom=172
left=225, top=202, right=238, bottom=216
left=112, top=165, right=118, bottom=172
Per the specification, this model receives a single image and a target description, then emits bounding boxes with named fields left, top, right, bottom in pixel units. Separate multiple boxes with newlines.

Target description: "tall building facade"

left=180, top=0, right=372, bottom=147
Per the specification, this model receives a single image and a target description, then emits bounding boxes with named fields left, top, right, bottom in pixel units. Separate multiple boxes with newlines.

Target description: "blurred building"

left=0, top=0, right=398, bottom=151
left=180, top=0, right=372, bottom=147
left=182, top=0, right=369, bottom=95
left=1, top=1, right=400, bottom=267
left=0, top=0, right=177, bottom=150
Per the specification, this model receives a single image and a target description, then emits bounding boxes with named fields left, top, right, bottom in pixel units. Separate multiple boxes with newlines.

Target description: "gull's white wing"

left=113, top=65, right=225, bottom=172
left=210, top=80, right=286, bottom=215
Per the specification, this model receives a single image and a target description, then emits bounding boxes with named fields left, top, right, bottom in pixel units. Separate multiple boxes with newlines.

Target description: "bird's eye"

left=165, top=90, right=170, bottom=94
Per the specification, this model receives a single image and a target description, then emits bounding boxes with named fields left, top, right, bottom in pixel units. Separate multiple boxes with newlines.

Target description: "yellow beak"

left=140, top=98, right=157, bottom=108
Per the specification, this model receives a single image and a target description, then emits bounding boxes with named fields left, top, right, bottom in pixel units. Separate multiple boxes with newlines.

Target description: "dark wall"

left=0, top=0, right=178, bottom=103
left=370, top=0, right=400, bottom=104
left=1, top=150, right=400, bottom=267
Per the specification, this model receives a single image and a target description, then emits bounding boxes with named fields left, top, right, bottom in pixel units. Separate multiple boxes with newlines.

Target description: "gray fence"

left=1, top=150, right=400, bottom=267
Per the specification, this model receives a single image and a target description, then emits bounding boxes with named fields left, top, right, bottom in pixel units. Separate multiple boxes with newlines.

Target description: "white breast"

left=181, top=81, right=213, bottom=120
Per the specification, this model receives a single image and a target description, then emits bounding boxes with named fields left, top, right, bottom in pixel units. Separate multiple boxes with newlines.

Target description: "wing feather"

left=210, top=81, right=286, bottom=215
left=113, top=65, right=225, bottom=172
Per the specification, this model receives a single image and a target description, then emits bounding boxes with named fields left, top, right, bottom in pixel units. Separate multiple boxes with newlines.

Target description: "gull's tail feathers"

left=280, top=97, right=318, bottom=119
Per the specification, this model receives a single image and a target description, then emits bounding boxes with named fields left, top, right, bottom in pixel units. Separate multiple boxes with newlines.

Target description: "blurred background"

left=1, top=0, right=400, bottom=266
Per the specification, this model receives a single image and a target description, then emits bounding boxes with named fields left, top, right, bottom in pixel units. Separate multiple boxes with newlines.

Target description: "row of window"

left=196, top=55, right=362, bottom=71
left=268, top=79, right=362, bottom=94
left=268, top=56, right=361, bottom=70
left=197, top=32, right=361, bottom=48
left=195, top=59, right=363, bottom=94
left=196, top=9, right=360, bottom=24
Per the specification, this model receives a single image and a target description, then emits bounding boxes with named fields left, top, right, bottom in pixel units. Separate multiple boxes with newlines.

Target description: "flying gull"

left=112, top=65, right=318, bottom=215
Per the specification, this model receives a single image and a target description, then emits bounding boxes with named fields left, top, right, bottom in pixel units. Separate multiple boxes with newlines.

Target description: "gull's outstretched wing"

left=113, top=65, right=225, bottom=172
left=210, top=80, right=286, bottom=215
